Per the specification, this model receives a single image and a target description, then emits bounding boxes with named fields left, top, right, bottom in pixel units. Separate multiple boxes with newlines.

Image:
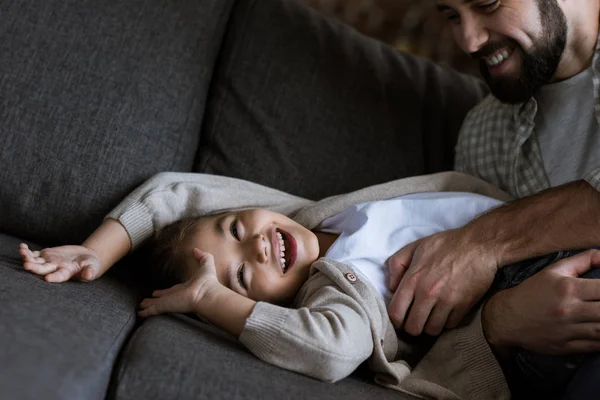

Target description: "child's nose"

left=252, top=234, right=268, bottom=263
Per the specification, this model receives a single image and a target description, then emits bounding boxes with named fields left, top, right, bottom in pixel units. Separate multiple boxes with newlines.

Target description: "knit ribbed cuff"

left=105, top=201, right=155, bottom=250
left=584, top=167, right=600, bottom=192
left=239, top=302, right=289, bottom=360
left=457, top=307, right=510, bottom=399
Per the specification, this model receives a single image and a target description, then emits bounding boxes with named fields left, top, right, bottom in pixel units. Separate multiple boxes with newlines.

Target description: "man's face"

left=437, top=0, right=567, bottom=104
left=183, top=209, right=320, bottom=305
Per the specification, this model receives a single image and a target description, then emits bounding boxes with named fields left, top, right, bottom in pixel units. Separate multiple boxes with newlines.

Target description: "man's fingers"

left=446, top=306, right=469, bottom=329
left=386, top=240, right=419, bottom=291
left=424, top=304, right=453, bottom=336
left=553, top=250, right=600, bottom=277
left=403, top=293, right=437, bottom=336
left=388, top=278, right=417, bottom=328
left=564, top=341, right=600, bottom=354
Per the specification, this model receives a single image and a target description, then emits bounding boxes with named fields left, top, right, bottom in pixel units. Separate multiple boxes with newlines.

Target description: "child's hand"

left=19, top=243, right=103, bottom=282
left=138, top=249, right=221, bottom=317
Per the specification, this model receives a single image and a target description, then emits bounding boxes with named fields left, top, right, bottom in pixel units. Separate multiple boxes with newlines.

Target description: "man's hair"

left=150, top=216, right=204, bottom=290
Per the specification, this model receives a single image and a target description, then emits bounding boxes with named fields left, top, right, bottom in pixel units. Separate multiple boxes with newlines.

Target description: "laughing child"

left=19, top=172, right=600, bottom=400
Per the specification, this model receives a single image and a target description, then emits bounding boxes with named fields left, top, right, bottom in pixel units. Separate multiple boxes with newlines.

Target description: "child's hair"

left=150, top=216, right=204, bottom=289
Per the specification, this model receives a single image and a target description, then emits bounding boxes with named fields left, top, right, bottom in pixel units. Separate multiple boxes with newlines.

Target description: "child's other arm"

left=138, top=250, right=373, bottom=383
left=138, top=249, right=255, bottom=336
left=20, top=219, right=131, bottom=282
left=106, top=172, right=310, bottom=251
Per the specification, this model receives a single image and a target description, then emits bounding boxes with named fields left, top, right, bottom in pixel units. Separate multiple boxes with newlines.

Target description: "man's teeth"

left=486, top=49, right=511, bottom=67
left=276, top=231, right=287, bottom=270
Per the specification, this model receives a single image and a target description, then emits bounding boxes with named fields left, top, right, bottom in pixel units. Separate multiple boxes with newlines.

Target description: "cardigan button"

left=345, top=273, right=357, bottom=283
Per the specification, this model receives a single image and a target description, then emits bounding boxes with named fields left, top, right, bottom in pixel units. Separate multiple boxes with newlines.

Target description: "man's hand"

left=138, top=249, right=220, bottom=317
left=386, top=228, right=499, bottom=336
left=20, top=243, right=103, bottom=282
left=483, top=249, right=600, bottom=355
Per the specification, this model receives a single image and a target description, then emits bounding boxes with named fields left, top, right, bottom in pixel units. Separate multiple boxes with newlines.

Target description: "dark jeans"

left=490, top=249, right=600, bottom=399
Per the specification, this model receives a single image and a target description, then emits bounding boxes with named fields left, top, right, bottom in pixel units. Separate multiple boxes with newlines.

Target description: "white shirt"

left=318, top=192, right=503, bottom=305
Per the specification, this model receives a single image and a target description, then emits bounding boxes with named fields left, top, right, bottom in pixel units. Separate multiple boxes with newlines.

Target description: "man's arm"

left=387, top=179, right=600, bottom=336
left=465, top=179, right=600, bottom=266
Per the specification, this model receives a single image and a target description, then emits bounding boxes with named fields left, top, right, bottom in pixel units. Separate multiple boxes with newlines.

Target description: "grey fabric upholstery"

left=195, top=0, right=488, bottom=199
left=112, top=314, right=412, bottom=400
left=0, top=234, right=140, bottom=400
left=0, top=0, right=235, bottom=246
left=1, top=0, right=489, bottom=399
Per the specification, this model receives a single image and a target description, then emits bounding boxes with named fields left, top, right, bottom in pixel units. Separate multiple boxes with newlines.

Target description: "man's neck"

left=553, top=6, right=599, bottom=81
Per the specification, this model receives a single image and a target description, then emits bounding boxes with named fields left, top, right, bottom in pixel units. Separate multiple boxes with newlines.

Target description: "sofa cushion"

left=0, top=0, right=235, bottom=245
left=195, top=0, right=488, bottom=200
left=111, top=314, right=414, bottom=400
left=0, top=234, right=140, bottom=400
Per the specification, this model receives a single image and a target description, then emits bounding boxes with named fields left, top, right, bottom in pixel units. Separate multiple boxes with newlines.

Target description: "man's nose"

left=251, top=234, right=268, bottom=263
left=456, top=15, right=489, bottom=55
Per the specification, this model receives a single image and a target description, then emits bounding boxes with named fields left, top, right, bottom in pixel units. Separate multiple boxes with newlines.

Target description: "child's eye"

left=446, top=13, right=460, bottom=23
left=237, top=264, right=247, bottom=290
left=230, top=219, right=240, bottom=240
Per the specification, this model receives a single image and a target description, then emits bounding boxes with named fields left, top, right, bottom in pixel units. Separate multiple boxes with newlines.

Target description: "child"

left=19, top=172, right=600, bottom=400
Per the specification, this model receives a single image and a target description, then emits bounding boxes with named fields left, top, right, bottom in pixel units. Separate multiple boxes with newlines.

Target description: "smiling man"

left=387, top=0, right=600, bottom=396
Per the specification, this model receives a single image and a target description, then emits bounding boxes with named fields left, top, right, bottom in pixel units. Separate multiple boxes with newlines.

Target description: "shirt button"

left=345, top=273, right=357, bottom=283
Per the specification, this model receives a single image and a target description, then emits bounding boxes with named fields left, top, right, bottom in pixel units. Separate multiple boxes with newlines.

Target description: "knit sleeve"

left=104, top=172, right=311, bottom=250
left=239, top=283, right=374, bottom=383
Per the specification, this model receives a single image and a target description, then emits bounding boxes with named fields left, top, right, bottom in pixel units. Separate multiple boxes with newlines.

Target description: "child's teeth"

left=280, top=250, right=285, bottom=258
left=280, top=257, right=286, bottom=267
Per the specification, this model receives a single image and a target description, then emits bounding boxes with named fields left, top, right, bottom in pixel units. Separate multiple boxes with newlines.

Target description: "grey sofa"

left=0, top=0, right=487, bottom=399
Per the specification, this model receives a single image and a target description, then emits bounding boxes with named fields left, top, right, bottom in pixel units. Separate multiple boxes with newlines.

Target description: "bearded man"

left=386, top=1, right=600, bottom=397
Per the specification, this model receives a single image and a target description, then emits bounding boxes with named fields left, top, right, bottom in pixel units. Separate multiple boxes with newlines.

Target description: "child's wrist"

left=193, top=280, right=228, bottom=313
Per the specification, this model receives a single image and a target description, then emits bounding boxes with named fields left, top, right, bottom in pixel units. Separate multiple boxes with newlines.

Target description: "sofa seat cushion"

left=111, top=314, right=414, bottom=400
left=0, top=234, right=140, bottom=400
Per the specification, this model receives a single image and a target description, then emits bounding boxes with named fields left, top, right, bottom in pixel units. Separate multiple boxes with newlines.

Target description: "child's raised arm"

left=20, top=218, right=131, bottom=282
left=138, top=249, right=375, bottom=383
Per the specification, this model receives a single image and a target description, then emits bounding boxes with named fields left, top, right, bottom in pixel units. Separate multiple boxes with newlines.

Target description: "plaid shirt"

left=454, top=39, right=600, bottom=199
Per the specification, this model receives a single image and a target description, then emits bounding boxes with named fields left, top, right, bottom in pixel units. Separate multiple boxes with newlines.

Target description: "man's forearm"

left=463, top=180, right=600, bottom=266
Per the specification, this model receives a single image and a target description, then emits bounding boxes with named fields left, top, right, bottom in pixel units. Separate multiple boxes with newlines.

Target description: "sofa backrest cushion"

left=0, top=0, right=234, bottom=245
left=195, top=0, right=488, bottom=200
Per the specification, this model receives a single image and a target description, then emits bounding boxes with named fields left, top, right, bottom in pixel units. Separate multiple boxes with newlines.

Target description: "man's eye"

left=479, top=0, right=499, bottom=11
left=230, top=219, right=240, bottom=240
left=237, top=264, right=247, bottom=290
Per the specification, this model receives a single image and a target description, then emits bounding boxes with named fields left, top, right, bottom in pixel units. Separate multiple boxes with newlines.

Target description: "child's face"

left=184, top=209, right=320, bottom=305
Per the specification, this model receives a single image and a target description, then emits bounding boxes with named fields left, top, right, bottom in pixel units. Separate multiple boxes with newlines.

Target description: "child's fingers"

left=45, top=267, right=75, bottom=283
left=152, top=284, right=182, bottom=297
left=79, top=266, right=96, bottom=281
left=137, top=307, right=156, bottom=318
left=19, top=247, right=37, bottom=263
left=77, top=260, right=100, bottom=281
left=23, top=261, right=58, bottom=275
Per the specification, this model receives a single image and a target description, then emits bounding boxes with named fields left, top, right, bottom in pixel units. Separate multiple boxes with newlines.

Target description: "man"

left=387, top=0, right=600, bottom=361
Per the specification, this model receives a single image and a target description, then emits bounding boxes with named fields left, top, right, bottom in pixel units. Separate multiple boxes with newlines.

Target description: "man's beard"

left=478, top=0, right=568, bottom=104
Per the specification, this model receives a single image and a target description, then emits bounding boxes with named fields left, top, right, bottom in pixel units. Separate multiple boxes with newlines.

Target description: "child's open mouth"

left=276, top=229, right=297, bottom=273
